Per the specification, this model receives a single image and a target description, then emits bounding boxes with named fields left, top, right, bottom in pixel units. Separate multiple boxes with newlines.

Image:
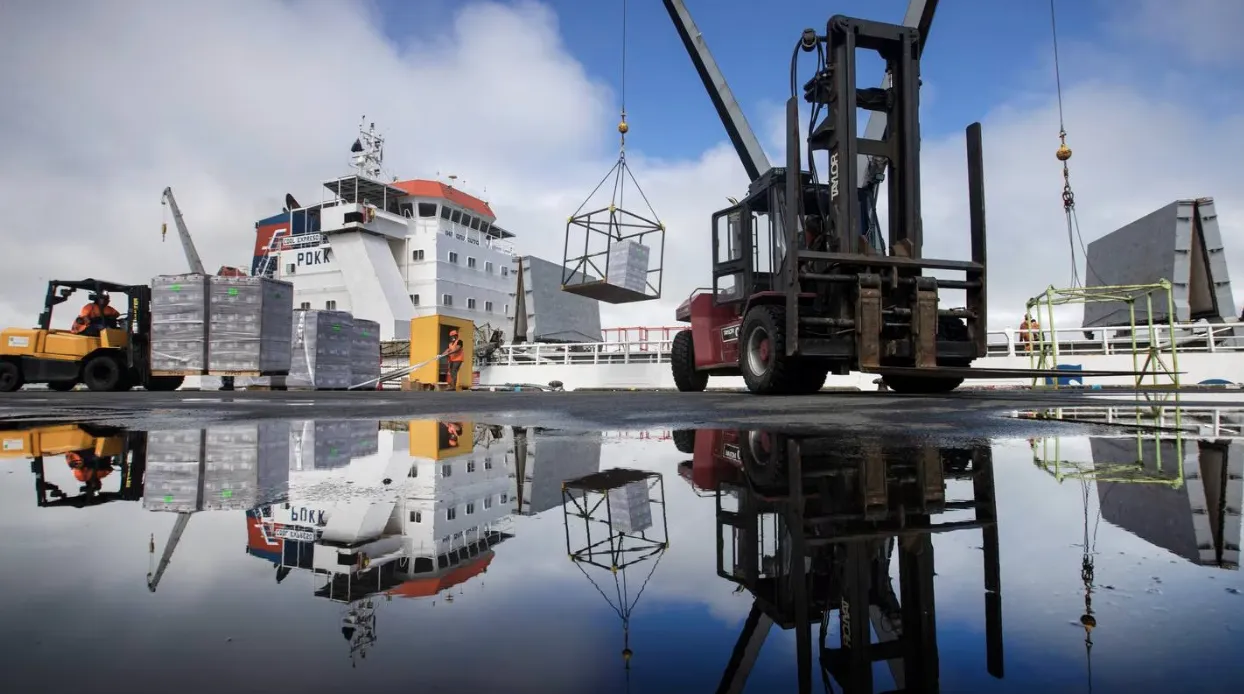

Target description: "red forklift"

left=663, top=0, right=1137, bottom=394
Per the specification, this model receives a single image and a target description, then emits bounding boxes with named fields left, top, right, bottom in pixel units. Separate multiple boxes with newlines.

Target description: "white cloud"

left=0, top=0, right=1240, bottom=337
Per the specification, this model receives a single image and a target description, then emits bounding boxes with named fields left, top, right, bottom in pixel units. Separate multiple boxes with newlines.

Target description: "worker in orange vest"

left=1019, top=314, right=1041, bottom=353
left=446, top=330, right=465, bottom=390
left=66, top=450, right=113, bottom=494
left=70, top=293, right=120, bottom=336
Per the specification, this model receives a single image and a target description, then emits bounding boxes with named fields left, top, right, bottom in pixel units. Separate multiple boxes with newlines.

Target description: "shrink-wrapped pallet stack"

left=150, top=274, right=210, bottom=373
left=605, top=239, right=650, bottom=295
left=143, top=422, right=291, bottom=512
left=207, top=276, right=293, bottom=374
left=287, top=309, right=354, bottom=389
left=348, top=420, right=381, bottom=458
left=289, top=419, right=357, bottom=471
left=351, top=318, right=382, bottom=389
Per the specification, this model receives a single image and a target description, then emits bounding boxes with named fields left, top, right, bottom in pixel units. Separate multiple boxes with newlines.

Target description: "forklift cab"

left=0, top=424, right=147, bottom=508
left=710, top=168, right=831, bottom=306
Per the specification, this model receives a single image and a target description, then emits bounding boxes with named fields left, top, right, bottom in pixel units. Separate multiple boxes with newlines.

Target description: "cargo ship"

left=246, top=121, right=600, bottom=343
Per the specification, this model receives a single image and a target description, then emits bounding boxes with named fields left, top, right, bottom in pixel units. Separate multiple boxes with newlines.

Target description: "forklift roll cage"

left=39, top=278, right=154, bottom=373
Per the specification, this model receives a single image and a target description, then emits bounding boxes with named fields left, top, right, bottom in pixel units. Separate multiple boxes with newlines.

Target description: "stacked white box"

left=143, top=429, right=205, bottom=512
left=204, top=422, right=291, bottom=510
left=348, top=420, right=380, bottom=458
left=287, top=310, right=354, bottom=389
left=607, top=479, right=653, bottom=534
left=289, top=419, right=356, bottom=471
left=207, top=276, right=294, bottom=374
left=350, top=318, right=382, bottom=388
left=150, top=274, right=210, bottom=373
left=605, top=239, right=650, bottom=295
left=143, top=423, right=291, bottom=512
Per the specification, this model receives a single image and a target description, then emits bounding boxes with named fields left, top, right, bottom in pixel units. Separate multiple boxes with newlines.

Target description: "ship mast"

left=350, top=117, right=385, bottom=180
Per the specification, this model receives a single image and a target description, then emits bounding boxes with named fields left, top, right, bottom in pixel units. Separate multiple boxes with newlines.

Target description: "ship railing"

left=484, top=320, right=1244, bottom=366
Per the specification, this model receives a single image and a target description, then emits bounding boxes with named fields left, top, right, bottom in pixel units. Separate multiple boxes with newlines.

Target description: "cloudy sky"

left=2, top=0, right=1242, bottom=332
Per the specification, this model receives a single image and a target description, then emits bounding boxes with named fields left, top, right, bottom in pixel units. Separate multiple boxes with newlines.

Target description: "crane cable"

left=617, top=0, right=629, bottom=154
left=1049, top=0, right=1101, bottom=288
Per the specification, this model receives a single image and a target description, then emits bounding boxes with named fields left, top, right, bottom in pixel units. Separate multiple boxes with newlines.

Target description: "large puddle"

left=1, top=408, right=1241, bottom=693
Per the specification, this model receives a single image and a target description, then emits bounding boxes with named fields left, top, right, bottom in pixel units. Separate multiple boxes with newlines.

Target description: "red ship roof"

left=392, top=179, right=495, bottom=220
left=385, top=552, right=494, bottom=599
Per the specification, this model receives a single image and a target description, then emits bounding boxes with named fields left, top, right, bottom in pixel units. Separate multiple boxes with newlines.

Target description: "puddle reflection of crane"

left=675, top=428, right=1004, bottom=693
left=561, top=468, right=669, bottom=689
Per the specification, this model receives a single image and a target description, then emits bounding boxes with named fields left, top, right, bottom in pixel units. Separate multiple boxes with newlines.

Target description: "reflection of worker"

left=66, top=450, right=113, bottom=493
left=443, top=422, right=461, bottom=448
left=71, top=293, right=120, bottom=336
left=446, top=330, right=464, bottom=389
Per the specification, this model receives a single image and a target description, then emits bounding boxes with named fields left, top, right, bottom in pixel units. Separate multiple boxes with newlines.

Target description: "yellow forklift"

left=0, top=278, right=184, bottom=392
left=0, top=422, right=146, bottom=507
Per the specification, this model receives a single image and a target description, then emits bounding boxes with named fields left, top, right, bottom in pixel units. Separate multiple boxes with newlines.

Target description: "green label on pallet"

left=227, top=288, right=238, bottom=296
left=221, top=490, right=233, bottom=499
left=332, top=324, right=341, bottom=332
left=163, top=495, right=173, bottom=503
left=362, top=330, right=370, bottom=336
left=170, top=284, right=181, bottom=292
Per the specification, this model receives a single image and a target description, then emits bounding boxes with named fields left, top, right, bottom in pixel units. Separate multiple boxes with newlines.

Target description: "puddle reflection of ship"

left=244, top=420, right=605, bottom=665
left=675, top=428, right=1004, bottom=694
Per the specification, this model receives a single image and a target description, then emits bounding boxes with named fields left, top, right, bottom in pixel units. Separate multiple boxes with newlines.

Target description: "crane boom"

left=160, top=187, right=206, bottom=275
left=662, top=0, right=771, bottom=182
left=147, top=511, right=192, bottom=592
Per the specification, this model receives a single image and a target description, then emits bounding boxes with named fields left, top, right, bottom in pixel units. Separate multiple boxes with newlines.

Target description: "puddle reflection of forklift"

left=0, top=423, right=146, bottom=508
left=0, top=423, right=194, bottom=593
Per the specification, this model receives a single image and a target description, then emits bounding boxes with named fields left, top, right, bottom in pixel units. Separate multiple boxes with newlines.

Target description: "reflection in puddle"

left=674, top=429, right=1003, bottom=692
left=1, top=409, right=1243, bottom=693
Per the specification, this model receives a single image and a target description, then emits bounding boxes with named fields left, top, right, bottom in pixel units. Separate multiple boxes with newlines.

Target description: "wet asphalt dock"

left=0, top=388, right=1235, bottom=437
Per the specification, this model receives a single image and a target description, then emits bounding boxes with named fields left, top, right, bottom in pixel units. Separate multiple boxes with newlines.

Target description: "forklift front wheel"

left=740, top=305, right=797, bottom=395
left=82, top=355, right=123, bottom=392
left=0, top=360, right=22, bottom=392
left=671, top=329, right=707, bottom=392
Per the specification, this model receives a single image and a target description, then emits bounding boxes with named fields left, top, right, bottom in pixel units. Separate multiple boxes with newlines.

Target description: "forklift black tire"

left=145, top=375, right=185, bottom=392
left=672, top=429, right=696, bottom=455
left=882, top=375, right=964, bottom=394
left=671, top=329, right=708, bottom=392
left=82, top=355, right=123, bottom=392
left=47, top=381, right=77, bottom=392
left=739, top=305, right=797, bottom=395
left=0, top=360, right=22, bottom=392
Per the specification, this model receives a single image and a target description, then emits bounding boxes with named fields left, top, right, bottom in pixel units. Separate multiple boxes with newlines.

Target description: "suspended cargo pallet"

left=561, top=155, right=666, bottom=304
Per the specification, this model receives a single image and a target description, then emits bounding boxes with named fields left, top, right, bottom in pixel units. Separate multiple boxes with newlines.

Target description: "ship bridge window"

left=418, top=202, right=438, bottom=217
left=450, top=210, right=462, bottom=224
left=399, top=202, right=414, bottom=217
left=440, top=206, right=452, bottom=220
left=470, top=217, right=482, bottom=231
left=481, top=221, right=491, bottom=234
left=386, top=199, right=401, bottom=215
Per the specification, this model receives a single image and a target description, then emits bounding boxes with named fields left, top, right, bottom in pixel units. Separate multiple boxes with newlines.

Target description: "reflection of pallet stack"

left=289, top=420, right=355, bottom=470
left=348, top=421, right=380, bottom=459
left=607, top=479, right=653, bottom=534
left=144, top=423, right=291, bottom=511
